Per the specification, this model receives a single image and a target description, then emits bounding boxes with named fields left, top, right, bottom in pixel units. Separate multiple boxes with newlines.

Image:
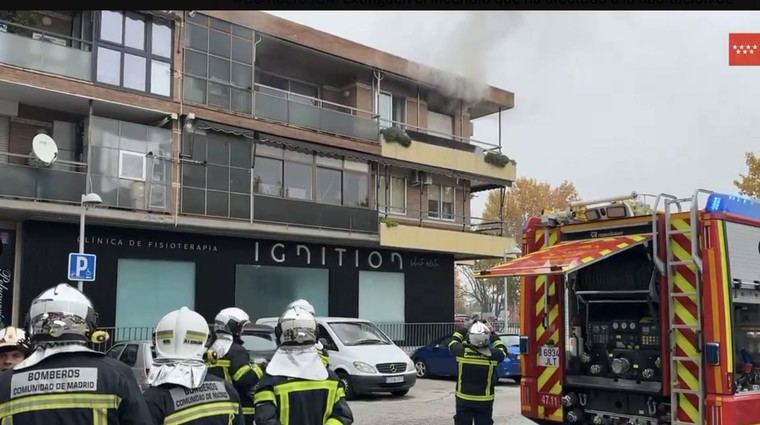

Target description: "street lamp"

left=78, top=192, right=102, bottom=292
left=503, top=246, right=522, bottom=326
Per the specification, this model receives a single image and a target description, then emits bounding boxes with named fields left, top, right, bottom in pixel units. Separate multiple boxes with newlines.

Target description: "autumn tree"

left=735, top=152, right=760, bottom=198
left=457, top=264, right=504, bottom=319
left=463, top=178, right=580, bottom=321
left=454, top=269, right=468, bottom=314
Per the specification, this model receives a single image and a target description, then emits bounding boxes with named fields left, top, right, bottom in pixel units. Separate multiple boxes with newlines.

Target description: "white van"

left=256, top=316, right=416, bottom=399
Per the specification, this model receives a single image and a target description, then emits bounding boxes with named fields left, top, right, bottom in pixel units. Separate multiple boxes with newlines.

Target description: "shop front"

left=18, top=221, right=453, bottom=330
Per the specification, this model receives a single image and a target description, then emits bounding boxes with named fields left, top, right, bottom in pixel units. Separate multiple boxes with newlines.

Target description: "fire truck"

left=481, top=190, right=760, bottom=425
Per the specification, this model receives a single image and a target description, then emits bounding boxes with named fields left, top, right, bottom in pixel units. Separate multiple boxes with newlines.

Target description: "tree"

left=735, top=152, right=760, bottom=198
left=482, top=177, right=580, bottom=240
left=457, top=264, right=504, bottom=319
left=454, top=269, right=468, bottom=313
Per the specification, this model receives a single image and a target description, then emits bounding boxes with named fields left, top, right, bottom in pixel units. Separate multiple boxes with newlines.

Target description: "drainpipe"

left=86, top=100, right=93, bottom=193
left=175, top=14, right=186, bottom=228
left=251, top=34, right=263, bottom=116
left=416, top=87, right=420, bottom=128
left=498, top=107, right=502, bottom=148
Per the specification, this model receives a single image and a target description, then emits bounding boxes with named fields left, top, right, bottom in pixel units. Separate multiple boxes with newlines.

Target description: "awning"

left=481, top=234, right=651, bottom=278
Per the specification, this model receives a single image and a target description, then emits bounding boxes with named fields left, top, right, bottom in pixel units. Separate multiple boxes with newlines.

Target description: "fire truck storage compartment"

left=564, top=244, right=664, bottom=398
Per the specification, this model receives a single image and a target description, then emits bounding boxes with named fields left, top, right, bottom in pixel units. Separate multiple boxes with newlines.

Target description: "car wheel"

left=391, top=389, right=409, bottom=397
left=337, top=371, right=357, bottom=400
left=414, top=359, right=428, bottom=378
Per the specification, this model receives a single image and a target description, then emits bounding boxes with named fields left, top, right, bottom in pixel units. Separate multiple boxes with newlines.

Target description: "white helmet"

left=26, top=283, right=97, bottom=344
left=154, top=307, right=209, bottom=361
left=286, top=299, right=316, bottom=316
left=468, top=321, right=491, bottom=348
left=279, top=307, right=317, bottom=346
left=0, top=327, right=26, bottom=352
left=213, top=307, right=250, bottom=337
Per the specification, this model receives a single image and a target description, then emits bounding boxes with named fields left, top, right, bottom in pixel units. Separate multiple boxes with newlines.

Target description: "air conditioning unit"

left=411, top=171, right=433, bottom=186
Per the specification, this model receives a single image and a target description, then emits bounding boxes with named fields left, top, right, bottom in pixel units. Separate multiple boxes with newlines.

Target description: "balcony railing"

left=0, top=153, right=87, bottom=204
left=381, top=118, right=501, bottom=152
left=379, top=205, right=504, bottom=236
left=253, top=83, right=379, bottom=142
left=0, top=19, right=93, bottom=81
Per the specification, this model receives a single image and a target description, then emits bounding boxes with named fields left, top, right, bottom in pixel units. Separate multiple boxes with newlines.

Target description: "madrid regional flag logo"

left=729, top=33, right=760, bottom=66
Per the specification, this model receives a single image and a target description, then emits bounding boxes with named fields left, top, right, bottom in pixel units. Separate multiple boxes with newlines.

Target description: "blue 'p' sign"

left=68, top=253, right=96, bottom=282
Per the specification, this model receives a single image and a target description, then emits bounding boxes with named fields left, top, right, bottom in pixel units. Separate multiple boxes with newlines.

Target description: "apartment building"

left=0, top=10, right=516, bottom=331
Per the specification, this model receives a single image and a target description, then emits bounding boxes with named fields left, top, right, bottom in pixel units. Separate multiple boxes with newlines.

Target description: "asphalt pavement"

left=349, top=377, right=537, bottom=425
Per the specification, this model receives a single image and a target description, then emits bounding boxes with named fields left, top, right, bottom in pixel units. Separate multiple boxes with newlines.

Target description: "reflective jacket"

left=448, top=329, right=507, bottom=404
left=206, top=341, right=262, bottom=422
left=0, top=351, right=151, bottom=424
left=253, top=370, right=353, bottom=425
left=143, top=373, right=244, bottom=425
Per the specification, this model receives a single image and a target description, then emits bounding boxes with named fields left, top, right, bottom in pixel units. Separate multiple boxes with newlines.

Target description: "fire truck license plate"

left=539, top=393, right=561, bottom=409
left=538, top=345, right=559, bottom=367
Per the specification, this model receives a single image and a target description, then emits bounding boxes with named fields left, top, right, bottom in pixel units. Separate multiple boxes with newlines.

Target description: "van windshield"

left=329, top=322, right=392, bottom=346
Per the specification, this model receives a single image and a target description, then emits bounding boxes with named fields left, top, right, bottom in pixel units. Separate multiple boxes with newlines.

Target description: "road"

left=350, top=377, right=537, bottom=425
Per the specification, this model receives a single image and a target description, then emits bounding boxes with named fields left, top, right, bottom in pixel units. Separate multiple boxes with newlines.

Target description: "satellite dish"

left=30, top=133, right=58, bottom=167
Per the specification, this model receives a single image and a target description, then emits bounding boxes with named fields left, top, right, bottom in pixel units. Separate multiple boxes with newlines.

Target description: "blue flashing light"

left=704, top=192, right=760, bottom=220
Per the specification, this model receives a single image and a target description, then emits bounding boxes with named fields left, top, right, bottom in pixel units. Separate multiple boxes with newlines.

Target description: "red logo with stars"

left=729, top=33, right=760, bottom=66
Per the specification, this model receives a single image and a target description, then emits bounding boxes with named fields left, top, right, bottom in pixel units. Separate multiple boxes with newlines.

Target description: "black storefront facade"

left=19, top=221, right=453, bottom=332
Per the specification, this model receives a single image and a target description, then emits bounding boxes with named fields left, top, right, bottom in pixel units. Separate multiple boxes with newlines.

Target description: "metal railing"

left=90, top=322, right=520, bottom=355
left=0, top=18, right=93, bottom=81
left=380, top=117, right=501, bottom=152
left=380, top=204, right=505, bottom=236
left=0, top=152, right=88, bottom=205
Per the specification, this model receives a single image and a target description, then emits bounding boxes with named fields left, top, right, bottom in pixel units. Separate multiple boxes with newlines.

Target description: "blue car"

left=411, top=333, right=521, bottom=382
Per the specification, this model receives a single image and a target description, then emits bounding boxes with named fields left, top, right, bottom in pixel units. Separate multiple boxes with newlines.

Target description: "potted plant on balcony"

left=484, top=151, right=515, bottom=168
left=379, top=126, right=412, bottom=147
left=379, top=216, right=400, bottom=228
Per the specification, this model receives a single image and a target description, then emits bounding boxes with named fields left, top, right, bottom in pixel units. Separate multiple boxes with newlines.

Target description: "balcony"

left=0, top=19, right=92, bottom=81
left=378, top=207, right=513, bottom=260
left=254, top=84, right=379, bottom=142
left=0, top=153, right=87, bottom=204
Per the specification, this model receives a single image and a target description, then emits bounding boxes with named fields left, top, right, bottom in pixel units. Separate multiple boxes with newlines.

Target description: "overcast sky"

left=269, top=11, right=760, bottom=217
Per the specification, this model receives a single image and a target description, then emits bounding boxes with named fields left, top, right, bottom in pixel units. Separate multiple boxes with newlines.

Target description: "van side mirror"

left=319, top=338, right=335, bottom=351
left=705, top=342, right=720, bottom=365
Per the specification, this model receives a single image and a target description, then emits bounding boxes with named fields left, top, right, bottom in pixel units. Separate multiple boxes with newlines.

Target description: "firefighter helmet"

left=154, top=307, right=209, bottom=361
left=0, top=326, right=27, bottom=352
left=213, top=307, right=250, bottom=336
left=467, top=321, right=491, bottom=348
left=286, top=299, right=316, bottom=315
left=26, top=283, right=97, bottom=344
left=279, top=307, right=317, bottom=346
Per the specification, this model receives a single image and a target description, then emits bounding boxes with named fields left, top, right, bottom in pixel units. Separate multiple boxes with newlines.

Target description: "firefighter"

left=274, top=299, right=330, bottom=366
left=0, top=326, right=30, bottom=371
left=254, top=306, right=353, bottom=425
left=0, top=283, right=151, bottom=424
left=205, top=307, right=262, bottom=423
left=143, top=306, right=244, bottom=425
left=448, top=320, right=507, bottom=425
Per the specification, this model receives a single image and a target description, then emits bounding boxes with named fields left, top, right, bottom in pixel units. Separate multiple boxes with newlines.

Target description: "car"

left=411, top=333, right=521, bottom=382
left=240, top=324, right=277, bottom=365
left=106, top=340, right=154, bottom=392
left=257, top=316, right=417, bottom=400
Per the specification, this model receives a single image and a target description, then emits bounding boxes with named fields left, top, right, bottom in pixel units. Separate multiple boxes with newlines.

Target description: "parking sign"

left=68, top=253, right=96, bottom=282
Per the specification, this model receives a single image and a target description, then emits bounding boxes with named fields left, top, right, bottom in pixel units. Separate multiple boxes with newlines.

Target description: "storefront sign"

left=0, top=230, right=15, bottom=327
left=82, top=236, right=219, bottom=252
left=254, top=242, right=404, bottom=271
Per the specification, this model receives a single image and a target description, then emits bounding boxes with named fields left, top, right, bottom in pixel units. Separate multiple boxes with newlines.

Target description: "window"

left=317, top=325, right=338, bottom=351
left=255, top=71, right=320, bottom=103
left=330, top=321, right=393, bottom=346
left=119, top=151, right=146, bottom=181
left=183, top=14, right=253, bottom=114
left=358, top=271, right=405, bottom=341
left=235, top=265, right=329, bottom=320
left=115, top=259, right=196, bottom=329
left=427, top=110, right=454, bottom=136
left=285, top=161, right=313, bottom=200
left=120, top=344, right=138, bottom=367
left=253, top=157, right=283, bottom=196
left=379, top=176, right=407, bottom=214
left=343, top=171, right=368, bottom=208
left=107, top=344, right=126, bottom=359
left=428, top=184, right=455, bottom=220
left=379, top=92, right=405, bottom=130
left=316, top=167, right=342, bottom=205
left=96, top=11, right=172, bottom=96
left=181, top=129, right=252, bottom=219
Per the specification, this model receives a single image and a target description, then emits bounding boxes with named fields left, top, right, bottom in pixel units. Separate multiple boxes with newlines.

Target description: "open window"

left=118, top=151, right=146, bottom=181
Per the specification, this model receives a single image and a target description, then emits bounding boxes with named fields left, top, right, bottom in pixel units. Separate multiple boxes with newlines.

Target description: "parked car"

left=240, top=324, right=277, bottom=365
left=257, top=316, right=416, bottom=399
left=106, top=340, right=154, bottom=391
left=411, top=333, right=521, bottom=382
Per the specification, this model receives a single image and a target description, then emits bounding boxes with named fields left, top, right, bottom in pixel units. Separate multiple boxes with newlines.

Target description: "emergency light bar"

left=705, top=192, right=760, bottom=220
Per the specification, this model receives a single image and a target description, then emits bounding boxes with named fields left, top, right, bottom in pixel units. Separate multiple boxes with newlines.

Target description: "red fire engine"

left=482, top=190, right=760, bottom=425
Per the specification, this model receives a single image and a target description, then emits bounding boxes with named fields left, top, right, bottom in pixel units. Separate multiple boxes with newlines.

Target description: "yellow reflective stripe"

left=208, top=362, right=232, bottom=382
left=92, top=408, right=107, bottom=425
left=336, top=386, right=346, bottom=399
left=453, top=332, right=465, bottom=340
left=485, top=363, right=494, bottom=397
left=163, top=401, right=239, bottom=425
left=0, top=393, right=121, bottom=416
left=254, top=390, right=276, bottom=405
left=272, top=380, right=339, bottom=425
left=456, top=391, right=495, bottom=402
left=233, top=364, right=254, bottom=382
left=456, top=356, right=497, bottom=367
left=253, top=364, right=263, bottom=379
left=241, top=406, right=255, bottom=415
left=326, top=419, right=342, bottom=425
left=1, top=416, right=11, bottom=425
